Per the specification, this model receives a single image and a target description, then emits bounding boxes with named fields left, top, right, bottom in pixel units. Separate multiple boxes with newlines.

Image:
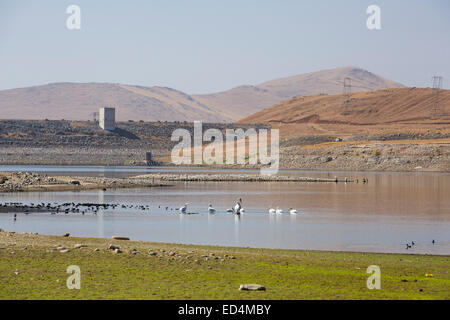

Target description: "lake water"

left=0, top=165, right=449, bottom=255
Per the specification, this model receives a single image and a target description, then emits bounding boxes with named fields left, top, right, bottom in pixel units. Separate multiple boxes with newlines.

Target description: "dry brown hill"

left=0, top=67, right=403, bottom=122
left=194, top=66, right=404, bottom=120
left=238, top=87, right=450, bottom=136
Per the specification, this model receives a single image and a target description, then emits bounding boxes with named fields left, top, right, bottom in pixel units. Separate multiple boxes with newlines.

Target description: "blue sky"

left=0, top=0, right=449, bottom=92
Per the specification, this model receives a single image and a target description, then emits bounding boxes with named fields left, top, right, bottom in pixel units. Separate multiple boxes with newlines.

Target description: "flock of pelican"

left=179, top=198, right=245, bottom=215
left=179, top=199, right=300, bottom=215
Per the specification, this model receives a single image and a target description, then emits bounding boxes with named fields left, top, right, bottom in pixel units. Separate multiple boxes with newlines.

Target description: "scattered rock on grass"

left=239, top=284, right=266, bottom=291
left=108, top=244, right=120, bottom=250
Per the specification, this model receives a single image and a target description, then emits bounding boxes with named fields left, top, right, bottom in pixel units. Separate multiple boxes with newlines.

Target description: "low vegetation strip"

left=0, top=231, right=448, bottom=300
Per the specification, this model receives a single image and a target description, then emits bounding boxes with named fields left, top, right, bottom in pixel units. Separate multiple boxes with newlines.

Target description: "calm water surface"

left=0, top=166, right=449, bottom=255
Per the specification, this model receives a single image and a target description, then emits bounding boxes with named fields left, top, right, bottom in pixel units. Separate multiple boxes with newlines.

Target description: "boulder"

left=108, top=244, right=120, bottom=250
left=239, top=284, right=266, bottom=291
left=112, top=236, right=130, bottom=241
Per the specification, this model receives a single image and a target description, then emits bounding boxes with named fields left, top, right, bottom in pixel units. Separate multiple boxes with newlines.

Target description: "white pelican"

left=234, top=198, right=243, bottom=215
left=179, top=203, right=188, bottom=214
left=275, top=207, right=283, bottom=214
left=289, top=208, right=298, bottom=215
left=269, top=208, right=276, bottom=214
left=208, top=204, right=216, bottom=214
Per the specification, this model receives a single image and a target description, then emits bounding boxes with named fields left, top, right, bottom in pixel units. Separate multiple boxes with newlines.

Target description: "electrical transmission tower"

left=341, top=77, right=352, bottom=115
left=431, top=76, right=443, bottom=119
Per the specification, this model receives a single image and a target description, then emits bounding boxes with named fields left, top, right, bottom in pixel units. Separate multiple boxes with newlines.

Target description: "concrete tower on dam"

left=99, top=107, right=116, bottom=130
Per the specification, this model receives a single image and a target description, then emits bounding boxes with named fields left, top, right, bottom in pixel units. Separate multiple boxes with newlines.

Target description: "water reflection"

left=234, top=214, right=240, bottom=245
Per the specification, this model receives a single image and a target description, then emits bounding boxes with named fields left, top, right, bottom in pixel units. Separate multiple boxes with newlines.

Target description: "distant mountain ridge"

left=194, top=66, right=404, bottom=120
left=0, top=67, right=404, bottom=122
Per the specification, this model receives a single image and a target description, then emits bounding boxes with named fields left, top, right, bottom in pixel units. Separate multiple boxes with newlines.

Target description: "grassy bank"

left=0, top=231, right=448, bottom=300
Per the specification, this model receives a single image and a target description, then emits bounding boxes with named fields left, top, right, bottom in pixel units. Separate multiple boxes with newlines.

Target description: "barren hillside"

left=238, top=87, right=450, bottom=136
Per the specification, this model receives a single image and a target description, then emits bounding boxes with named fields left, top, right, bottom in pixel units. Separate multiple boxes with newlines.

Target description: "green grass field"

left=0, top=232, right=448, bottom=300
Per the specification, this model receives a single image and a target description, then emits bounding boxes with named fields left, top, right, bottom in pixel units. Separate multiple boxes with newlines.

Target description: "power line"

left=431, top=76, right=443, bottom=119
left=341, top=77, right=352, bottom=115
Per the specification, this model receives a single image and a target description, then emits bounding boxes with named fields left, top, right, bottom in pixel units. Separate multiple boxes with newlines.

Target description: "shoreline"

left=0, top=170, right=363, bottom=194
left=2, top=163, right=450, bottom=175
left=1, top=135, right=449, bottom=173
left=0, top=167, right=447, bottom=193
left=131, top=173, right=355, bottom=183
left=0, top=171, right=170, bottom=193
left=1, top=230, right=448, bottom=300
left=1, top=161, right=449, bottom=174
left=1, top=228, right=447, bottom=257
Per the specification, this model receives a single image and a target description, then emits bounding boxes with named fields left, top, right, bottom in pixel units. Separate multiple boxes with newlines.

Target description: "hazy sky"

left=0, top=0, right=449, bottom=92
